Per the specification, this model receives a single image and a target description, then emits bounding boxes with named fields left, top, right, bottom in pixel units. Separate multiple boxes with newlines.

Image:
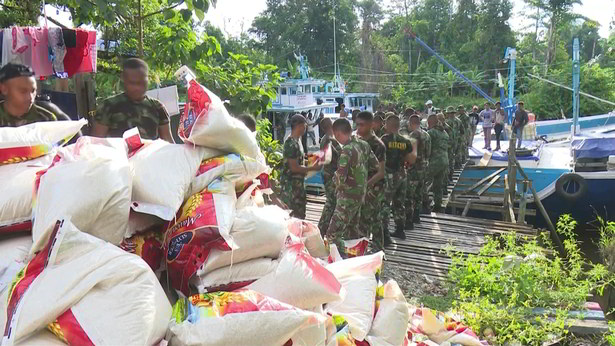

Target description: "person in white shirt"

left=494, top=101, right=507, bottom=151
left=424, top=100, right=435, bottom=116
left=479, top=102, right=494, bottom=150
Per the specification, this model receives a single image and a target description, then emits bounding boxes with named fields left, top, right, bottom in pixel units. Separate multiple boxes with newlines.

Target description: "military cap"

left=385, top=113, right=399, bottom=121
left=445, top=106, right=456, bottom=114
left=403, top=108, right=415, bottom=117
left=0, top=63, right=34, bottom=83
left=458, top=104, right=465, bottom=110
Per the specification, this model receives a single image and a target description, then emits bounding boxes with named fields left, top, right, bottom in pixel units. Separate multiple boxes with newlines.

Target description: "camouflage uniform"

left=280, top=136, right=307, bottom=219
left=457, top=111, right=471, bottom=162
left=94, top=93, right=170, bottom=140
left=445, top=115, right=460, bottom=175
left=453, top=116, right=465, bottom=169
left=0, top=103, right=57, bottom=127
left=318, top=133, right=342, bottom=235
left=359, top=134, right=387, bottom=248
left=421, top=125, right=433, bottom=212
left=327, top=135, right=378, bottom=255
left=381, top=132, right=412, bottom=233
left=374, top=127, right=385, bottom=138
left=427, top=125, right=449, bottom=212
left=404, top=127, right=431, bottom=226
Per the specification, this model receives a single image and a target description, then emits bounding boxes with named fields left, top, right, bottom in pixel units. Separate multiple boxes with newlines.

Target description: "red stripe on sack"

left=0, top=220, right=32, bottom=235
left=56, top=309, right=95, bottom=346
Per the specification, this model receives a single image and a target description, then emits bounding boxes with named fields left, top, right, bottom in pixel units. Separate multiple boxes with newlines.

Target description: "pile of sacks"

left=0, top=82, right=412, bottom=346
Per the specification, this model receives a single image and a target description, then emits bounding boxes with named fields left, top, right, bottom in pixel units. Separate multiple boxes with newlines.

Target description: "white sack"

left=0, top=234, right=32, bottom=290
left=0, top=119, right=86, bottom=165
left=325, top=251, right=385, bottom=341
left=0, top=155, right=53, bottom=234
left=3, top=219, right=171, bottom=346
left=191, top=258, right=278, bottom=293
left=31, top=139, right=132, bottom=253
left=365, top=280, right=410, bottom=346
left=197, top=205, right=289, bottom=276
left=288, top=219, right=328, bottom=258
left=130, top=140, right=221, bottom=220
left=247, top=243, right=344, bottom=309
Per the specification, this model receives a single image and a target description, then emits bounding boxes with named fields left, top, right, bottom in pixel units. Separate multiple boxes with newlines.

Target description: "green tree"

left=0, top=1, right=40, bottom=27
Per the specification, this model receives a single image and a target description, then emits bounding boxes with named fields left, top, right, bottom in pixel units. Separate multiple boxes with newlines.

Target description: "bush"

left=444, top=215, right=613, bottom=345
left=255, top=118, right=283, bottom=182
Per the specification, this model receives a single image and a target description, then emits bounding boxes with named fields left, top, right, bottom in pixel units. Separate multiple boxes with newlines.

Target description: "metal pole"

left=572, top=38, right=580, bottom=136
left=333, top=1, right=337, bottom=84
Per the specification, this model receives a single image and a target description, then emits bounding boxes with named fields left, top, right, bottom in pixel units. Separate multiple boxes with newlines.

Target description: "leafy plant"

left=443, top=215, right=614, bottom=345
left=255, top=118, right=283, bottom=182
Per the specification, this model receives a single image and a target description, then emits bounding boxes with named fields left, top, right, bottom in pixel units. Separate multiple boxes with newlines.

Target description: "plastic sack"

left=344, top=238, right=370, bottom=258
left=126, top=202, right=167, bottom=238
left=188, top=153, right=269, bottom=197
left=3, top=219, right=171, bottom=346
left=288, top=219, right=328, bottom=258
left=408, top=307, right=485, bottom=346
left=191, top=258, right=278, bottom=293
left=31, top=138, right=132, bottom=253
left=247, top=243, right=344, bottom=309
left=0, top=155, right=53, bottom=234
left=177, top=80, right=263, bottom=162
left=119, top=230, right=165, bottom=272
left=365, top=280, right=409, bottom=346
left=325, top=252, right=385, bottom=341
left=130, top=140, right=221, bottom=220
left=168, top=290, right=326, bottom=346
left=164, top=178, right=237, bottom=296
left=0, top=119, right=86, bottom=165
left=0, top=234, right=32, bottom=296
left=197, top=205, right=289, bottom=276
left=306, top=144, right=332, bottom=179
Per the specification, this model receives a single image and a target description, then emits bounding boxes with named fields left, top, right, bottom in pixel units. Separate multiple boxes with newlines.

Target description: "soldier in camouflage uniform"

left=91, top=58, right=174, bottom=141
left=457, top=105, right=471, bottom=163
left=328, top=118, right=378, bottom=256
left=318, top=118, right=342, bottom=236
left=445, top=106, right=461, bottom=176
left=399, top=108, right=415, bottom=137
left=453, top=106, right=466, bottom=169
left=0, top=64, right=58, bottom=127
left=436, top=113, right=453, bottom=196
left=356, top=111, right=387, bottom=249
left=427, top=114, right=450, bottom=213
left=279, top=114, right=322, bottom=220
left=404, top=115, right=431, bottom=228
left=372, top=112, right=385, bottom=138
left=382, top=114, right=415, bottom=241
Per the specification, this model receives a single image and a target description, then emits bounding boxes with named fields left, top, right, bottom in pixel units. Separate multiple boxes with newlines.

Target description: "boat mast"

left=572, top=38, right=580, bottom=136
left=333, top=0, right=337, bottom=89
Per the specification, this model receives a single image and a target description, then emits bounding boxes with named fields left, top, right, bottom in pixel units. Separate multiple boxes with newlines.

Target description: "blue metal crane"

left=500, top=47, right=517, bottom=124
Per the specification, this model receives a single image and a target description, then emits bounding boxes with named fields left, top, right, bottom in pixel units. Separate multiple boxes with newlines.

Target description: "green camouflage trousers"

left=360, top=182, right=386, bottom=249
left=385, top=170, right=406, bottom=230
left=318, top=177, right=336, bottom=236
left=448, top=148, right=455, bottom=179
left=430, top=164, right=447, bottom=211
left=405, top=167, right=426, bottom=224
left=327, top=196, right=362, bottom=256
left=422, top=164, right=431, bottom=212
left=281, top=177, right=306, bottom=219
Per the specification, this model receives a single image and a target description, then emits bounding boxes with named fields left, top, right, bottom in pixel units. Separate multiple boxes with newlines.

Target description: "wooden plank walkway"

left=306, top=193, right=538, bottom=280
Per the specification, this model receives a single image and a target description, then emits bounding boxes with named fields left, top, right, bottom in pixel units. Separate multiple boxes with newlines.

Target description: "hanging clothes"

left=48, top=27, right=67, bottom=77
left=2, top=27, right=32, bottom=67
left=28, top=27, right=53, bottom=77
left=63, top=28, right=88, bottom=77
left=76, top=30, right=96, bottom=74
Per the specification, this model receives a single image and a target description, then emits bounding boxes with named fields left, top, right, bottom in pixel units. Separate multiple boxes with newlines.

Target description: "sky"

left=42, top=0, right=615, bottom=39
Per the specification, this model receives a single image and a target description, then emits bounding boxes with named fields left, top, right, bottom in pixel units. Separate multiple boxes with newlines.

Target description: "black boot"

left=392, top=226, right=406, bottom=240
left=384, top=231, right=393, bottom=247
left=433, top=205, right=443, bottom=213
left=406, top=221, right=414, bottom=230
left=413, top=210, right=421, bottom=224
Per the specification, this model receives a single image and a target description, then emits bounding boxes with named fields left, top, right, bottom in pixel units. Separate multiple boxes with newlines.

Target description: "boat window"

left=358, top=99, right=363, bottom=107
left=281, top=87, right=287, bottom=95
left=367, top=99, right=372, bottom=106
left=290, top=87, right=297, bottom=95
left=312, top=87, right=316, bottom=93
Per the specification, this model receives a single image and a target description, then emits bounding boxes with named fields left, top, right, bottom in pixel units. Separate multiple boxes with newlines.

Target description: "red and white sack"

left=188, top=153, right=269, bottom=197
left=31, top=138, right=132, bottom=253
left=168, top=290, right=326, bottom=346
left=3, top=219, right=171, bottom=346
left=365, top=280, right=410, bottom=346
left=288, top=219, right=328, bottom=258
left=0, top=155, right=54, bottom=235
left=164, top=178, right=237, bottom=296
left=119, top=229, right=165, bottom=273
left=325, top=252, right=385, bottom=341
left=191, top=257, right=278, bottom=293
left=130, top=140, right=221, bottom=220
left=0, top=234, right=32, bottom=298
left=247, top=243, right=344, bottom=309
left=126, top=202, right=167, bottom=238
left=344, top=237, right=370, bottom=258
left=0, top=119, right=86, bottom=165
left=306, top=144, right=332, bottom=179
left=197, top=205, right=289, bottom=276
left=178, top=80, right=263, bottom=162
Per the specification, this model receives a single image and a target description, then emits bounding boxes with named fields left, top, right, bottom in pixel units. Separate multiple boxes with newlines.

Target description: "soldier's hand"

left=309, top=162, right=323, bottom=171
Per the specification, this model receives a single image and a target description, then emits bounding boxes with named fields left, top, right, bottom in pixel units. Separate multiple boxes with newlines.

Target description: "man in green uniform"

left=405, top=114, right=431, bottom=229
left=279, top=114, right=322, bottom=219
left=457, top=105, right=470, bottom=163
left=328, top=118, right=378, bottom=256
left=356, top=111, right=386, bottom=248
left=0, top=64, right=57, bottom=127
left=436, top=112, right=452, bottom=198
left=382, top=114, right=416, bottom=241
left=399, top=108, right=415, bottom=137
left=372, top=112, right=385, bottom=138
left=91, top=58, right=174, bottom=141
left=445, top=106, right=461, bottom=173
left=427, top=114, right=450, bottom=213
left=318, top=117, right=342, bottom=236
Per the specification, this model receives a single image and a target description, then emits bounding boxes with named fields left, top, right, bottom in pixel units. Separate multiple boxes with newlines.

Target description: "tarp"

left=572, top=134, right=615, bottom=159
left=468, top=140, right=543, bottom=162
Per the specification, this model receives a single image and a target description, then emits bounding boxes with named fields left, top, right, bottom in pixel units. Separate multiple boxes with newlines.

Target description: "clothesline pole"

left=42, top=0, right=49, bottom=28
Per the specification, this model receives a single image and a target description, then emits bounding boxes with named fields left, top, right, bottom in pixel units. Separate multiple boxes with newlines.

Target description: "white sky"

left=42, top=0, right=615, bottom=39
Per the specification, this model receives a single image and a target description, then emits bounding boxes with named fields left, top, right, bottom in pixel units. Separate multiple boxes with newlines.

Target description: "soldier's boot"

left=413, top=210, right=421, bottom=224
left=392, top=225, right=406, bottom=240
left=405, top=221, right=414, bottom=231
left=433, top=205, right=443, bottom=213
left=383, top=231, right=393, bottom=247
